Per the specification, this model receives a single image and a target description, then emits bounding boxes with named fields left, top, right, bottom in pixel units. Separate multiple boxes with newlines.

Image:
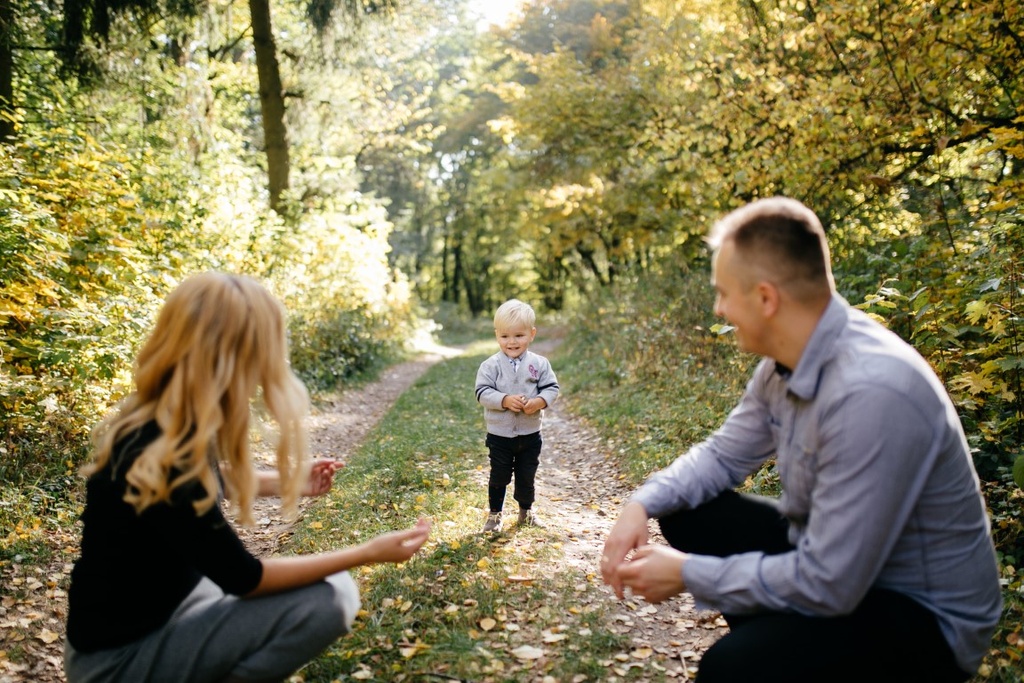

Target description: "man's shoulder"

left=828, top=316, right=943, bottom=398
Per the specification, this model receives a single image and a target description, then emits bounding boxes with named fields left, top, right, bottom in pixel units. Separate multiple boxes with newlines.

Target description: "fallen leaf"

left=512, top=645, right=546, bottom=660
left=37, top=629, right=60, bottom=644
left=480, top=618, right=497, bottom=631
left=630, top=647, right=653, bottom=659
left=398, top=642, right=429, bottom=658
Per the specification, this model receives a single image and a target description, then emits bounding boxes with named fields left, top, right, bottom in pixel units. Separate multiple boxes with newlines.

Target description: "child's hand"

left=502, top=394, right=529, bottom=412
left=522, top=397, right=545, bottom=415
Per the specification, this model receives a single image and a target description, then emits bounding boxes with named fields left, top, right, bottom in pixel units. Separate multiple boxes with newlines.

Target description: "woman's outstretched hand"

left=366, top=517, right=432, bottom=564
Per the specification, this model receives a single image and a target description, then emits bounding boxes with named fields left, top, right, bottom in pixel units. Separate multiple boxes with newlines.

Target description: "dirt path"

left=3, top=337, right=726, bottom=683
left=530, top=400, right=728, bottom=679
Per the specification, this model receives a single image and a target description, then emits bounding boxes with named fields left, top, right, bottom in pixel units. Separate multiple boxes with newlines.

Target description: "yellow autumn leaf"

left=480, top=617, right=497, bottom=631
left=964, top=300, right=991, bottom=325
left=37, top=629, right=60, bottom=644
left=399, top=642, right=429, bottom=658
left=630, top=647, right=653, bottom=659
left=476, top=557, right=491, bottom=569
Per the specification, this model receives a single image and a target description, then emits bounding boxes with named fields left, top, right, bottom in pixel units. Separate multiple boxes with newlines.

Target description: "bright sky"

left=466, top=0, right=522, bottom=29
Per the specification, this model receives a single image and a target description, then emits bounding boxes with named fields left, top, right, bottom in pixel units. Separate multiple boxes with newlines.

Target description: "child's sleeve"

left=475, top=357, right=506, bottom=409
left=536, top=358, right=559, bottom=407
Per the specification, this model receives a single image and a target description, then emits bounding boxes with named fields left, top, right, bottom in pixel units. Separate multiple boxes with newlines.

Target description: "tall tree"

left=0, top=0, right=12, bottom=141
left=249, top=0, right=289, bottom=210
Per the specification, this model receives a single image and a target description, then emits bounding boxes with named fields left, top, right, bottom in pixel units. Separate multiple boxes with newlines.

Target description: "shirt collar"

left=777, top=293, right=847, bottom=401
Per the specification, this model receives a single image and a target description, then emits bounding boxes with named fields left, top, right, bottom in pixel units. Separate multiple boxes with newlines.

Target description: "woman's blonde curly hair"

left=86, top=272, right=309, bottom=526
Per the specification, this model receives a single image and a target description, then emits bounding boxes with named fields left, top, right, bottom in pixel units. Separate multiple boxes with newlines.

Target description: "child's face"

left=495, top=324, right=536, bottom=359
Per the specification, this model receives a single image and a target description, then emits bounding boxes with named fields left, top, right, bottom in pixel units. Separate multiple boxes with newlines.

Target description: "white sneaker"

left=482, top=512, right=503, bottom=533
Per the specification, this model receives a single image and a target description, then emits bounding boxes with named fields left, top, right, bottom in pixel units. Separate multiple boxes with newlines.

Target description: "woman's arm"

left=247, top=518, right=431, bottom=597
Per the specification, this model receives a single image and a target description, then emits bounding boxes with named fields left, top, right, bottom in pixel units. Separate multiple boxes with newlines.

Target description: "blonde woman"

left=64, top=272, right=431, bottom=683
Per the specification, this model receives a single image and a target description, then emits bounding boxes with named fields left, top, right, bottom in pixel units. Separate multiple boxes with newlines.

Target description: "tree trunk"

left=248, top=0, right=288, bottom=210
left=0, top=0, right=14, bottom=142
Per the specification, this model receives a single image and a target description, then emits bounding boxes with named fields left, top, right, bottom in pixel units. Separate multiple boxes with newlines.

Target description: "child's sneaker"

left=517, top=508, right=544, bottom=528
left=482, top=512, right=503, bottom=533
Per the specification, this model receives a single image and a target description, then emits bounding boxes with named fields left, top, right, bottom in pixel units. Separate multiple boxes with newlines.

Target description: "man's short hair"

left=707, top=197, right=834, bottom=301
left=494, top=299, right=536, bottom=330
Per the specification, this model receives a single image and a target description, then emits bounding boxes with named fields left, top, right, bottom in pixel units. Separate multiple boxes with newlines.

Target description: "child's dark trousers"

left=486, top=432, right=541, bottom=512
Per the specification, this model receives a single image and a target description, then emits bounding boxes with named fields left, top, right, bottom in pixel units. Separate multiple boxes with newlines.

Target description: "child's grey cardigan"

left=474, top=350, right=560, bottom=438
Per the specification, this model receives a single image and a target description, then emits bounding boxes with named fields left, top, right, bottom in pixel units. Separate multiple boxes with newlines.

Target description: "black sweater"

left=66, top=421, right=263, bottom=652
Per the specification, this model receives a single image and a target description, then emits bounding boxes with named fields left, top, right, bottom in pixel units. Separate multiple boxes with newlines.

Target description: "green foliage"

left=846, top=201, right=1024, bottom=482
left=559, top=256, right=754, bottom=482
left=1, top=2, right=417, bottom=488
left=0, top=118, right=187, bottom=483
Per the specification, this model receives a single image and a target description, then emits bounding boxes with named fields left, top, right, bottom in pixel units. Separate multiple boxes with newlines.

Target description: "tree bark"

left=0, top=0, right=14, bottom=141
left=249, top=0, right=289, bottom=210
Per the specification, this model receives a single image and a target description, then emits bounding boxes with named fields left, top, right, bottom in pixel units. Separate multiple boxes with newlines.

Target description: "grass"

left=288, top=348, right=637, bottom=682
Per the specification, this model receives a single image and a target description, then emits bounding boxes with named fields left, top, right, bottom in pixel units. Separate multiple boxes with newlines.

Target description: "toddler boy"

left=474, top=299, right=560, bottom=532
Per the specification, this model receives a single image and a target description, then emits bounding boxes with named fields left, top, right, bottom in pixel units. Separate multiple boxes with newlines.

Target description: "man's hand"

left=616, top=544, right=688, bottom=604
left=303, top=458, right=344, bottom=497
left=601, top=501, right=651, bottom=598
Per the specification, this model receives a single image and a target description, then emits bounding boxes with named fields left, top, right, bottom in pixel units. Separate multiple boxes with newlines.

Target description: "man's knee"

left=694, top=636, right=747, bottom=683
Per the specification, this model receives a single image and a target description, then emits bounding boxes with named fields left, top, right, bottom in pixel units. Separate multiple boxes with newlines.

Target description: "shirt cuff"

left=681, top=553, right=724, bottom=612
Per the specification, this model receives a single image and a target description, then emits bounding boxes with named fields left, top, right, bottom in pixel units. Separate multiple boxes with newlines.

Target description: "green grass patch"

left=289, top=350, right=637, bottom=682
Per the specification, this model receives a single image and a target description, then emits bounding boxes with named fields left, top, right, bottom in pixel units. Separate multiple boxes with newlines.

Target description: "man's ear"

left=757, top=281, right=780, bottom=318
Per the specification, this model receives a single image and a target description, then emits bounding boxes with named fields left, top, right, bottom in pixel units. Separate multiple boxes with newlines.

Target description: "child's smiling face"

left=496, top=324, right=536, bottom=360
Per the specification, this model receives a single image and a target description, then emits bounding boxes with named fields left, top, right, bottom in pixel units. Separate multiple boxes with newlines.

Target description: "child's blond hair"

left=494, top=299, right=536, bottom=330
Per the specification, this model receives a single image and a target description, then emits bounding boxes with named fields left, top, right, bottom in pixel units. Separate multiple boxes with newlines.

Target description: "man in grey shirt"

left=601, top=198, right=1001, bottom=682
